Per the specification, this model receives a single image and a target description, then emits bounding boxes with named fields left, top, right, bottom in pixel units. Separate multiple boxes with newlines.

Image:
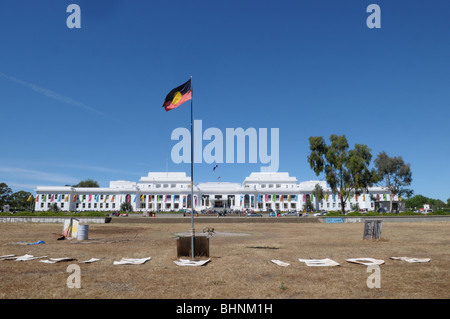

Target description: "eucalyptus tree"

left=374, top=151, right=413, bottom=212
left=308, top=134, right=378, bottom=215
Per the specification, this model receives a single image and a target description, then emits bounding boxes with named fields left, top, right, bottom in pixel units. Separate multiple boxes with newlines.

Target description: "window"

left=112, top=203, right=116, bottom=209
left=105, top=203, right=109, bottom=209
left=61, top=203, right=64, bottom=208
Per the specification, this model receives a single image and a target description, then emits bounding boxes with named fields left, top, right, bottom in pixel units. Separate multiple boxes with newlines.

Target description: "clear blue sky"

left=0, top=0, right=449, bottom=201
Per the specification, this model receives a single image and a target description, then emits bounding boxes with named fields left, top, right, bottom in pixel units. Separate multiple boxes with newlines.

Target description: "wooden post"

left=363, top=220, right=382, bottom=240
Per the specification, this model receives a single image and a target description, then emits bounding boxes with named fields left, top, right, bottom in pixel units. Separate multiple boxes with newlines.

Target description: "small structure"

left=363, top=220, right=383, bottom=240
left=176, top=236, right=209, bottom=258
left=62, top=218, right=80, bottom=239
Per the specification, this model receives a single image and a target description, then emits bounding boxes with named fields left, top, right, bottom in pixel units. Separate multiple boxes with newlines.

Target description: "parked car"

left=182, top=209, right=197, bottom=216
left=313, top=211, right=327, bottom=216
left=281, top=211, right=300, bottom=217
left=247, top=212, right=262, bottom=217
left=269, top=211, right=277, bottom=217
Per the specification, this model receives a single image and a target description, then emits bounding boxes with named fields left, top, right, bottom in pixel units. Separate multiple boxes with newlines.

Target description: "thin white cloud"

left=56, top=163, right=142, bottom=176
left=0, top=72, right=114, bottom=120
left=5, top=183, right=38, bottom=191
left=0, top=167, right=79, bottom=185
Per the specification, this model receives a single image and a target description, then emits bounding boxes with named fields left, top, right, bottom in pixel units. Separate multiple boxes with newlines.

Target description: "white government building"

left=34, top=172, right=394, bottom=212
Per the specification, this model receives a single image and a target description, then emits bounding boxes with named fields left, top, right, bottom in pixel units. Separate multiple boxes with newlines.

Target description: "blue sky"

left=0, top=0, right=448, bottom=201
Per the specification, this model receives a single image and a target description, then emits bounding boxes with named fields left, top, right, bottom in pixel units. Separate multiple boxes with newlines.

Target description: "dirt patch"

left=0, top=222, right=449, bottom=299
left=175, top=231, right=251, bottom=237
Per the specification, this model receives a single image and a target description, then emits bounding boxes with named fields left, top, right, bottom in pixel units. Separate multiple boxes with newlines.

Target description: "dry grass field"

left=0, top=221, right=449, bottom=299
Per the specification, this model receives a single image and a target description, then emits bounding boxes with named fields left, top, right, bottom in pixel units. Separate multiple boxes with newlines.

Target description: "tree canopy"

left=374, top=151, right=413, bottom=212
left=9, top=190, right=33, bottom=211
left=73, top=179, right=100, bottom=188
left=0, top=182, right=12, bottom=208
left=312, top=183, right=324, bottom=203
left=404, top=194, right=448, bottom=211
left=307, top=134, right=379, bottom=215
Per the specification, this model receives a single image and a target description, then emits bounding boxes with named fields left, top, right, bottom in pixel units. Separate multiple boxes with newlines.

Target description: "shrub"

left=430, top=210, right=450, bottom=215
left=324, top=211, right=341, bottom=216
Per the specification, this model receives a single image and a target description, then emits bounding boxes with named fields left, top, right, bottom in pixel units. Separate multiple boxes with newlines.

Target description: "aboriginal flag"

left=162, top=78, right=192, bottom=111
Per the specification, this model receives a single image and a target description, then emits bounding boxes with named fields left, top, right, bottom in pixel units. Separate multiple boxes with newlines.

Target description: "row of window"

left=245, top=184, right=296, bottom=189
left=40, top=201, right=376, bottom=211
left=38, top=193, right=390, bottom=203
left=141, top=184, right=187, bottom=188
left=41, top=202, right=117, bottom=209
left=320, top=202, right=375, bottom=209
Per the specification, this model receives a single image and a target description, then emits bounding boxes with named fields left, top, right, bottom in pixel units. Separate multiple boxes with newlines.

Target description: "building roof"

left=243, top=172, right=298, bottom=184
left=139, top=172, right=190, bottom=183
left=35, top=172, right=387, bottom=194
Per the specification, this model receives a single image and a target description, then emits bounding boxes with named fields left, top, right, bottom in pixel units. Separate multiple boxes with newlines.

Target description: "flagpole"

left=190, top=75, right=195, bottom=259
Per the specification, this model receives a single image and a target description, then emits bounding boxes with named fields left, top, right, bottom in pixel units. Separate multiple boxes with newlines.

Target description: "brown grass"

left=0, top=221, right=449, bottom=299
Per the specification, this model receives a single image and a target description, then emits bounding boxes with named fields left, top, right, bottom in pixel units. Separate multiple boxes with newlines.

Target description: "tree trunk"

left=340, top=198, right=346, bottom=215
left=389, top=192, right=394, bottom=212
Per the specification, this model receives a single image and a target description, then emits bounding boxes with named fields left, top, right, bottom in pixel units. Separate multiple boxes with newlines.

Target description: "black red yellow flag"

left=162, top=79, right=192, bottom=111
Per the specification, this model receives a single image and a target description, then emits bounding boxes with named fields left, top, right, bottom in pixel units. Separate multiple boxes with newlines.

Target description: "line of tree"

left=0, top=183, right=33, bottom=212
left=0, top=179, right=100, bottom=213
left=404, top=195, right=449, bottom=211
left=307, top=134, right=418, bottom=214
